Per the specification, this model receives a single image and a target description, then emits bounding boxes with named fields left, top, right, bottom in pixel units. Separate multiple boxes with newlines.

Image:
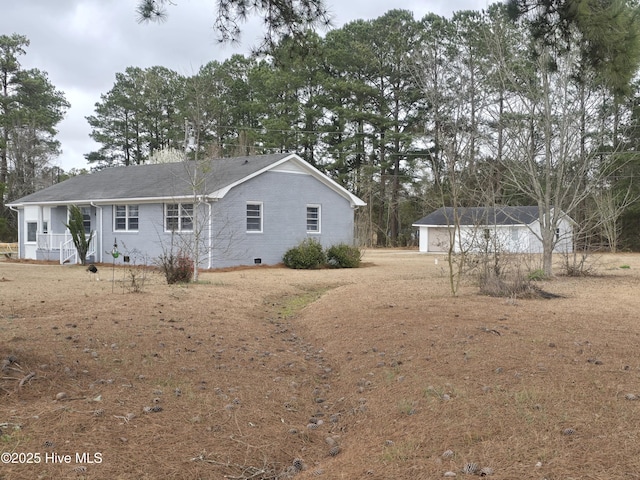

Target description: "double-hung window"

left=306, top=205, right=320, bottom=233
left=26, top=222, right=37, bottom=242
left=114, top=205, right=139, bottom=231
left=246, top=202, right=262, bottom=232
left=81, top=207, right=92, bottom=234
left=165, top=203, right=193, bottom=232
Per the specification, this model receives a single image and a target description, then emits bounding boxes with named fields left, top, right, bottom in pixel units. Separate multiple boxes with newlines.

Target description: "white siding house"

left=412, top=206, right=574, bottom=254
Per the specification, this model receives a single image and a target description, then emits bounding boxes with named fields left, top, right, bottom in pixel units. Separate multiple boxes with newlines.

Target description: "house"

left=412, top=206, right=574, bottom=254
left=7, top=153, right=366, bottom=268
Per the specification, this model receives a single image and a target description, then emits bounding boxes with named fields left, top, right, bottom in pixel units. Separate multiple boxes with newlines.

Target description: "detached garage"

left=412, top=206, right=574, bottom=254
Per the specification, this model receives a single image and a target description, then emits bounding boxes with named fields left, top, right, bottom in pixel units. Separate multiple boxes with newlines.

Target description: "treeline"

left=0, top=34, right=70, bottom=240
left=5, top=3, right=640, bottom=250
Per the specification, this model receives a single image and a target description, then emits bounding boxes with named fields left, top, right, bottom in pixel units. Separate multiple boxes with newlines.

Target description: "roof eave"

left=8, top=194, right=198, bottom=207
left=413, top=222, right=532, bottom=227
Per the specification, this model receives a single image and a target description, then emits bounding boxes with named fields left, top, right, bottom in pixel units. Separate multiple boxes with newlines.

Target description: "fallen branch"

left=18, top=372, right=35, bottom=389
left=479, top=327, right=502, bottom=336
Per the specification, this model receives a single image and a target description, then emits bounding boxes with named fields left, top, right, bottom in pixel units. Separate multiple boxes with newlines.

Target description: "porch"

left=36, top=233, right=97, bottom=264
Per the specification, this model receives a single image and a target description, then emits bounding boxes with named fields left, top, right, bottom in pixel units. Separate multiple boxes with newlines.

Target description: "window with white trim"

left=81, top=207, right=91, bottom=234
left=246, top=202, right=262, bottom=232
left=114, top=205, right=139, bottom=231
left=306, top=205, right=320, bottom=233
left=165, top=203, right=193, bottom=232
left=27, top=222, right=37, bottom=242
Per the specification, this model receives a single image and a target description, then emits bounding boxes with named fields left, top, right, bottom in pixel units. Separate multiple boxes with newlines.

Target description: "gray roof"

left=9, top=154, right=293, bottom=205
left=413, top=206, right=541, bottom=227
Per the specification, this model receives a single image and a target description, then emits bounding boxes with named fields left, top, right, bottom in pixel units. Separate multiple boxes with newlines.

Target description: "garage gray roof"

left=9, top=154, right=292, bottom=206
left=413, top=206, right=541, bottom=227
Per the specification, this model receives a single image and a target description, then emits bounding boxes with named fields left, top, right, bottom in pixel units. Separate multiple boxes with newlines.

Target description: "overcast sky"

left=2, top=0, right=491, bottom=171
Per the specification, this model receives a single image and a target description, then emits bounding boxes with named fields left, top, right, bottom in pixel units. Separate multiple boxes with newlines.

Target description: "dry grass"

left=1, top=250, right=640, bottom=479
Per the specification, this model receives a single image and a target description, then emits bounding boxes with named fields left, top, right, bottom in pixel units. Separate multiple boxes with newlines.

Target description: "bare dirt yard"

left=2, top=250, right=640, bottom=480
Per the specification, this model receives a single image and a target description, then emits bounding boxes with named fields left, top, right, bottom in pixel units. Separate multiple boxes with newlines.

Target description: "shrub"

left=560, top=250, right=598, bottom=276
left=157, top=250, right=193, bottom=284
left=283, top=239, right=326, bottom=269
left=326, top=243, right=361, bottom=268
left=479, top=269, right=533, bottom=298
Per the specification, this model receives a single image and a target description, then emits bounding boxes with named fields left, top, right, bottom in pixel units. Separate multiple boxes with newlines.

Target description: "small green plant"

left=156, top=250, right=194, bottom=284
left=326, top=243, right=361, bottom=268
left=383, top=368, right=399, bottom=384
left=527, top=269, right=546, bottom=281
left=397, top=399, right=417, bottom=415
left=423, top=385, right=445, bottom=400
left=65, top=205, right=93, bottom=265
left=282, top=238, right=326, bottom=269
left=514, top=388, right=540, bottom=406
left=381, top=440, right=419, bottom=463
left=620, top=264, right=631, bottom=269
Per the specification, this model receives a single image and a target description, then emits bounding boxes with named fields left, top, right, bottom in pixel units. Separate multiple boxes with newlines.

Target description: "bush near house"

left=156, top=250, right=194, bottom=284
left=283, top=239, right=327, bottom=269
left=326, top=243, right=361, bottom=268
left=283, top=240, right=361, bottom=269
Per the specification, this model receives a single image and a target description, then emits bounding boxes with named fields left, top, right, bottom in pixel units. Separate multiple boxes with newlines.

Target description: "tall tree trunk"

left=390, top=153, right=400, bottom=245
left=377, top=133, right=387, bottom=247
left=0, top=70, right=8, bottom=211
left=541, top=53, right=554, bottom=277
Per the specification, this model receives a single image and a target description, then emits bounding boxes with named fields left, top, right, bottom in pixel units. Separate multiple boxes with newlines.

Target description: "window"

left=306, top=205, right=321, bottom=233
left=556, top=228, right=561, bottom=242
left=114, top=205, right=139, bottom=231
left=81, top=207, right=91, bottom=234
left=165, top=203, right=193, bottom=232
left=246, top=202, right=262, bottom=232
left=43, top=221, right=48, bottom=235
left=27, top=222, right=37, bottom=242
left=483, top=228, right=491, bottom=240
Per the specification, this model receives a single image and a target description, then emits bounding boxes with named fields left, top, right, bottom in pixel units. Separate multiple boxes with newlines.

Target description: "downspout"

left=351, top=204, right=360, bottom=247
left=8, top=205, right=20, bottom=258
left=91, top=202, right=103, bottom=263
left=207, top=198, right=219, bottom=270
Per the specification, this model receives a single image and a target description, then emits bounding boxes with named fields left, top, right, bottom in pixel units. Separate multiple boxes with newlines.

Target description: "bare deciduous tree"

left=411, top=13, right=491, bottom=295
left=492, top=44, right=634, bottom=276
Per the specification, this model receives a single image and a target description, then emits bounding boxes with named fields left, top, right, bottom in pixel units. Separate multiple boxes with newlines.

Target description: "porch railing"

left=37, top=233, right=68, bottom=251
left=36, top=233, right=96, bottom=264
left=60, top=236, right=77, bottom=264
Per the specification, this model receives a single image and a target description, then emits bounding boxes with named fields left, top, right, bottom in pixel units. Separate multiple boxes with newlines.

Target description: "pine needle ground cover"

left=1, top=251, right=640, bottom=479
